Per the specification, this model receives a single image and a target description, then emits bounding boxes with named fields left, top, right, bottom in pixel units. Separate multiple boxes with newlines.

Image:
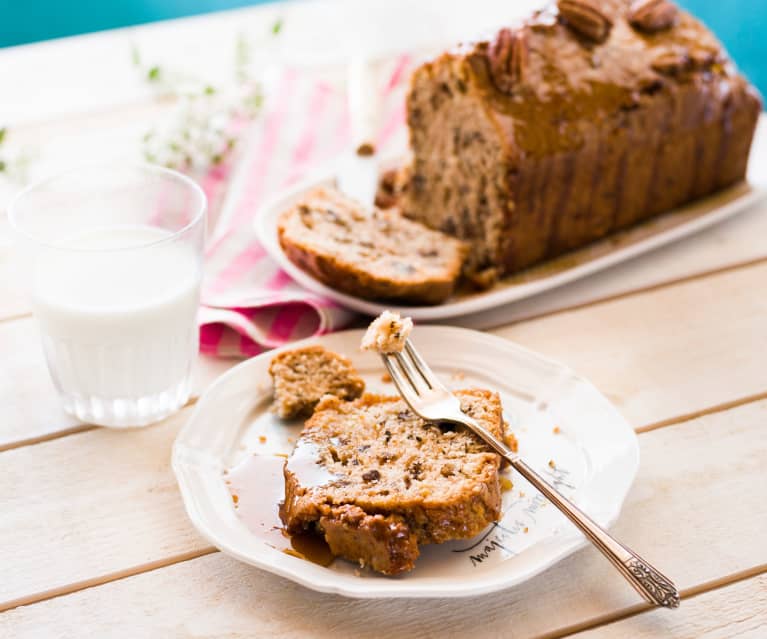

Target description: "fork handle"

left=508, top=456, right=680, bottom=608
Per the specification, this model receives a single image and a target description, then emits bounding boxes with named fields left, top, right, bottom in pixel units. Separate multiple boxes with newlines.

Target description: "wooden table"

left=2, top=3, right=766, bottom=637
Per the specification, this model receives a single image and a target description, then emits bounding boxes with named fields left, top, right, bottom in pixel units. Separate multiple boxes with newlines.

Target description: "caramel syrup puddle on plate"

left=284, top=532, right=334, bottom=567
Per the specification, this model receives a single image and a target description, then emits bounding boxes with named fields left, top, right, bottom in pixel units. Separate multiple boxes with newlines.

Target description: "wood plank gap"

left=5, top=241, right=767, bottom=333
left=0, top=547, right=218, bottom=614
left=537, top=562, right=767, bottom=639
left=503, top=254, right=767, bottom=327
left=0, top=424, right=98, bottom=453
left=635, top=390, right=767, bottom=434
left=6, top=384, right=763, bottom=456
left=0, top=397, right=199, bottom=453
left=0, top=312, right=32, bottom=325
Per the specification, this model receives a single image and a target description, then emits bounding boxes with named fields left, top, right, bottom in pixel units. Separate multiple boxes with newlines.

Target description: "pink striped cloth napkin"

left=197, top=56, right=414, bottom=358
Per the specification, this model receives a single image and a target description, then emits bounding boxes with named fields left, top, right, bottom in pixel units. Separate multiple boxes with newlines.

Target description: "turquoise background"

left=1, top=1, right=764, bottom=95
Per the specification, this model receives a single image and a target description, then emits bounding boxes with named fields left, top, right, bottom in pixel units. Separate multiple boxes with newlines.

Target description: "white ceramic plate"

left=173, top=326, right=639, bottom=598
left=254, top=172, right=764, bottom=321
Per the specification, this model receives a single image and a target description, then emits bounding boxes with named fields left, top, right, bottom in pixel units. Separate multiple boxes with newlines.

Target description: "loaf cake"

left=269, top=345, right=365, bottom=419
left=277, top=187, right=468, bottom=304
left=280, top=390, right=515, bottom=574
left=361, top=311, right=413, bottom=354
left=399, top=0, right=762, bottom=284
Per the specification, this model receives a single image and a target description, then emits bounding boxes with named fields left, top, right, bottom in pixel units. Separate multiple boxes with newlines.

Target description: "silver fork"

left=382, top=340, right=680, bottom=609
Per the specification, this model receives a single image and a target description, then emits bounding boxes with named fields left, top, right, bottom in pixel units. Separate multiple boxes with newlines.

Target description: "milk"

left=32, top=225, right=202, bottom=426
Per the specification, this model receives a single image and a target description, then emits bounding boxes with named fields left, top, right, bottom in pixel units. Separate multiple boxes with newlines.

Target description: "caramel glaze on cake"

left=400, top=0, right=762, bottom=285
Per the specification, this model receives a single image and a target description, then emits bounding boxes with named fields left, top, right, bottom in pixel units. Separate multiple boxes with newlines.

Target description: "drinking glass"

left=8, top=164, right=206, bottom=427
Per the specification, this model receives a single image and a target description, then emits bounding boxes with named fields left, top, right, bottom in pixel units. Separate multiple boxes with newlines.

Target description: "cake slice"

left=280, top=389, right=514, bottom=574
left=269, top=345, right=365, bottom=419
left=277, top=187, right=468, bottom=304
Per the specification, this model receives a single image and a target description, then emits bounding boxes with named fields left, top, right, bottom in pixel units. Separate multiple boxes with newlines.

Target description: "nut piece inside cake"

left=361, top=311, right=413, bottom=354
left=268, top=345, right=365, bottom=419
left=280, top=389, right=513, bottom=575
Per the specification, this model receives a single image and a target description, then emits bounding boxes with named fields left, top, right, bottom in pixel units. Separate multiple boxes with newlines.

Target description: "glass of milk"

left=8, top=164, right=206, bottom=427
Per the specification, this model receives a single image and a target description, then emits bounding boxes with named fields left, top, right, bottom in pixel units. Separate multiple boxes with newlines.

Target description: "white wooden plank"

left=492, top=260, right=767, bottom=428
left=569, top=574, right=767, bottom=639
left=3, top=258, right=767, bottom=448
left=0, top=397, right=765, bottom=636
left=0, top=317, right=234, bottom=449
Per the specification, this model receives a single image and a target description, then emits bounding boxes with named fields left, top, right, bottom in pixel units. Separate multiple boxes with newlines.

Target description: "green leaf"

left=0, top=127, right=6, bottom=145
left=0, top=160, right=5, bottom=172
left=272, top=18, right=283, bottom=35
left=203, top=85, right=216, bottom=96
left=147, top=66, right=161, bottom=82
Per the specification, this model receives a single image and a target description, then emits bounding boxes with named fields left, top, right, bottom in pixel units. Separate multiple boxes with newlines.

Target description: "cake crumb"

left=451, top=371, right=466, bottom=381
left=553, top=426, right=561, bottom=434
left=381, top=372, right=392, bottom=383
left=503, top=424, right=519, bottom=453
left=548, top=459, right=556, bottom=469
left=287, top=437, right=295, bottom=444
left=523, top=527, right=529, bottom=534
left=231, top=494, right=239, bottom=505
left=519, top=490, right=525, bottom=498
left=361, top=311, right=413, bottom=353
left=258, top=435, right=268, bottom=444
left=500, top=476, right=513, bottom=492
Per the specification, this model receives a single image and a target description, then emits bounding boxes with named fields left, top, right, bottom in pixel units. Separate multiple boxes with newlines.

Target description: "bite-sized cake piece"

left=361, top=311, right=414, bottom=354
left=280, top=389, right=512, bottom=574
left=277, top=187, right=468, bottom=304
left=268, top=345, right=365, bottom=419
left=400, top=0, right=761, bottom=284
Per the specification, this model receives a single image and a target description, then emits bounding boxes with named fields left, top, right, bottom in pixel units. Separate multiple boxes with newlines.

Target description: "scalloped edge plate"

left=173, top=326, right=639, bottom=598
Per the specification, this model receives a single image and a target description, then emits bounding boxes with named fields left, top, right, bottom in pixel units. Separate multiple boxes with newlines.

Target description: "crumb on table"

left=553, top=426, right=561, bottom=434
left=258, top=435, right=267, bottom=444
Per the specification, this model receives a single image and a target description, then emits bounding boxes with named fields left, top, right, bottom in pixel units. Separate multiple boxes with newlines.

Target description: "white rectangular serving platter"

left=255, top=172, right=765, bottom=321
